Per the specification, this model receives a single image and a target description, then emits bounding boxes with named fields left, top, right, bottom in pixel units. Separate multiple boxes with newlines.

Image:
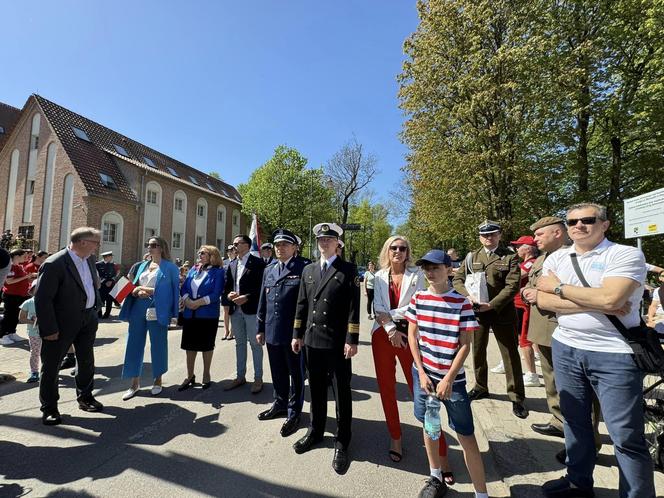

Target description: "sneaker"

left=7, top=333, right=26, bottom=342
left=534, top=352, right=541, bottom=365
left=524, top=372, right=541, bottom=387
left=418, top=476, right=447, bottom=498
left=0, top=336, right=13, bottom=346
left=27, top=372, right=39, bottom=383
left=490, top=361, right=505, bottom=374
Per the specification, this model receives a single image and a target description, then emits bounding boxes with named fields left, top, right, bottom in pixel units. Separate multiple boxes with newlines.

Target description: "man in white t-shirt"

left=536, top=203, right=655, bottom=498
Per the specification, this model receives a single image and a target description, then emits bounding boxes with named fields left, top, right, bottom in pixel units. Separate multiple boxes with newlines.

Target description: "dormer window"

left=0, top=126, right=5, bottom=134
left=189, top=176, right=199, bottom=186
left=99, top=173, right=118, bottom=189
left=113, top=144, right=130, bottom=157
left=144, top=156, right=157, bottom=168
left=72, top=127, right=90, bottom=141
left=206, top=183, right=215, bottom=192
left=167, top=166, right=180, bottom=178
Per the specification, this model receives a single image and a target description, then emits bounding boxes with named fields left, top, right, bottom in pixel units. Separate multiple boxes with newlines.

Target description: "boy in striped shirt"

left=406, top=250, right=488, bottom=498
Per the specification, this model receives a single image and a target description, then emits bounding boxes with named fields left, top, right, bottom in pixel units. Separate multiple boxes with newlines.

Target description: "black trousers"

left=39, top=308, right=98, bottom=413
left=267, top=343, right=305, bottom=418
left=99, top=285, right=113, bottom=317
left=305, top=346, right=352, bottom=448
left=1, top=294, right=26, bottom=336
left=366, top=289, right=374, bottom=316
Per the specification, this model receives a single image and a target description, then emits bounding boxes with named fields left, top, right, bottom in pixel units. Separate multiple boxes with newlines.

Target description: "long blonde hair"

left=378, top=235, right=414, bottom=270
left=199, top=245, right=222, bottom=267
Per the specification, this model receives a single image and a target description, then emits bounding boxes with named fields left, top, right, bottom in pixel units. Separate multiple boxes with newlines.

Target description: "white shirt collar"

left=321, top=254, right=337, bottom=268
left=571, top=237, right=612, bottom=256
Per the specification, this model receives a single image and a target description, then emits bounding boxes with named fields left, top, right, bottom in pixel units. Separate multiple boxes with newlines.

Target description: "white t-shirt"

left=543, top=238, right=645, bottom=353
left=653, top=287, right=664, bottom=315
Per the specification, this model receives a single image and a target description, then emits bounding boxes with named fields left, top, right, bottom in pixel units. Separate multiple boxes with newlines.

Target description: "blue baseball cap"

left=416, top=249, right=452, bottom=267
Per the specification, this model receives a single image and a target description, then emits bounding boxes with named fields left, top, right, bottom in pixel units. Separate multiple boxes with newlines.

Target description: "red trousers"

left=371, top=327, right=448, bottom=456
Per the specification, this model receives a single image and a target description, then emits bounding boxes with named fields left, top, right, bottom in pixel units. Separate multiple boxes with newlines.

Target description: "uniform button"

left=275, top=311, right=278, bottom=315
left=323, top=311, right=327, bottom=315
left=314, top=299, right=317, bottom=302
left=322, top=324, right=327, bottom=328
left=312, top=322, right=316, bottom=326
left=324, top=298, right=328, bottom=303
left=313, top=310, right=316, bottom=314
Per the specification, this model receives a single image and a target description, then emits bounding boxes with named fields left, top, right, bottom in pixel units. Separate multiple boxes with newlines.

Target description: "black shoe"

left=293, top=431, right=323, bottom=454
left=78, top=396, right=104, bottom=412
left=532, top=423, right=564, bottom=438
left=512, top=401, right=529, bottom=419
left=201, top=381, right=212, bottom=390
left=42, top=411, right=62, bottom=426
left=177, top=376, right=196, bottom=392
left=542, top=475, right=594, bottom=497
left=555, top=449, right=567, bottom=465
left=258, top=405, right=288, bottom=421
left=102, top=313, right=111, bottom=319
left=468, top=388, right=489, bottom=401
left=59, top=355, right=76, bottom=370
left=418, top=475, right=447, bottom=498
left=332, top=444, right=350, bottom=475
left=280, top=415, right=300, bottom=437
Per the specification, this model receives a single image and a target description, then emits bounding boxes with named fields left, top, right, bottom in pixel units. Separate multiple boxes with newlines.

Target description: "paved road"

left=0, top=296, right=662, bottom=497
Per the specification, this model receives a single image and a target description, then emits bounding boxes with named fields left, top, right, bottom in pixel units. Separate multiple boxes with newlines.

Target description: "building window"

left=0, top=125, right=5, bottom=134
left=216, top=238, right=223, bottom=248
left=196, top=235, right=203, bottom=248
left=217, top=210, right=224, bottom=222
left=197, top=204, right=205, bottom=217
left=174, top=198, right=184, bottom=212
left=18, top=225, right=35, bottom=239
left=145, top=228, right=156, bottom=240
left=27, top=180, right=35, bottom=195
left=172, top=232, right=182, bottom=249
left=206, top=182, right=215, bottom=192
left=113, top=144, right=129, bottom=157
left=167, top=166, right=180, bottom=177
left=30, top=135, right=39, bottom=150
left=99, top=173, right=117, bottom=189
left=147, top=189, right=158, bottom=204
left=143, top=156, right=157, bottom=168
left=233, top=214, right=238, bottom=225
left=103, top=222, right=118, bottom=243
left=72, top=127, right=90, bottom=141
left=189, top=175, right=199, bottom=186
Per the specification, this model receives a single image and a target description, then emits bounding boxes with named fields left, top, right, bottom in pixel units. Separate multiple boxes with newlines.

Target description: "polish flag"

left=110, top=277, right=135, bottom=304
left=249, top=213, right=261, bottom=257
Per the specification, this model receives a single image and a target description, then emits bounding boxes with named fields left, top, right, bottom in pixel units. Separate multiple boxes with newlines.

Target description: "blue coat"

left=119, top=259, right=180, bottom=327
left=180, top=265, right=224, bottom=319
left=256, top=256, right=308, bottom=346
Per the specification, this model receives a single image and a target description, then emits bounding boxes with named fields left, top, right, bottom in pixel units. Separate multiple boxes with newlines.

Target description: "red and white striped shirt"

left=405, top=289, right=478, bottom=384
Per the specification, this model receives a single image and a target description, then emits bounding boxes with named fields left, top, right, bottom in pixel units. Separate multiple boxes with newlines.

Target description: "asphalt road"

left=1, top=295, right=662, bottom=497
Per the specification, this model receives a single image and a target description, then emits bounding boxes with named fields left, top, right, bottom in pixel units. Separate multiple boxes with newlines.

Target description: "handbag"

left=570, top=253, right=664, bottom=375
left=464, top=251, right=489, bottom=303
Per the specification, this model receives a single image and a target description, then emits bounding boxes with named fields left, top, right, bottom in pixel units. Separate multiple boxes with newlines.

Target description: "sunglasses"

left=389, top=246, right=408, bottom=252
left=567, top=217, right=597, bottom=226
left=233, top=241, right=247, bottom=247
left=145, top=242, right=160, bottom=248
left=198, top=251, right=209, bottom=256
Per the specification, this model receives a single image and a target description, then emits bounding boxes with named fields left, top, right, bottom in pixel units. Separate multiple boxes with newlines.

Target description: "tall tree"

left=326, top=137, right=377, bottom=227
left=347, top=199, right=393, bottom=266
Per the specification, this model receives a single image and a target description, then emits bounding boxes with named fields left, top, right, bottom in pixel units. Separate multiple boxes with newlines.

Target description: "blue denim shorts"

left=412, top=366, right=475, bottom=436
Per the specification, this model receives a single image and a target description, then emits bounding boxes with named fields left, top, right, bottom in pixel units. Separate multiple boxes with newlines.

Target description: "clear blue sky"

left=2, top=1, right=419, bottom=224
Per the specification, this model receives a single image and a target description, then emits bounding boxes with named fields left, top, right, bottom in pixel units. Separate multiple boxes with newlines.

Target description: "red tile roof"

left=0, top=101, right=22, bottom=150
left=33, top=94, right=242, bottom=205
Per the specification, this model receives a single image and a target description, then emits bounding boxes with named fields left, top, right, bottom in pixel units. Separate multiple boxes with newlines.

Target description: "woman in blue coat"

left=119, top=236, right=180, bottom=400
left=178, top=245, right=224, bottom=390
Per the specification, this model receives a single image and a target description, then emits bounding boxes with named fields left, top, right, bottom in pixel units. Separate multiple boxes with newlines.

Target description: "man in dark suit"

left=453, top=220, right=528, bottom=419
left=224, top=234, right=266, bottom=393
left=35, top=227, right=103, bottom=425
left=256, top=229, right=308, bottom=437
left=96, top=250, right=118, bottom=319
left=291, top=222, right=360, bottom=475
left=260, top=242, right=275, bottom=265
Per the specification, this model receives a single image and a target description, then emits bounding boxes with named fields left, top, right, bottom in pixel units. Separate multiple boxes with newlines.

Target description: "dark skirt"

left=180, top=317, right=219, bottom=352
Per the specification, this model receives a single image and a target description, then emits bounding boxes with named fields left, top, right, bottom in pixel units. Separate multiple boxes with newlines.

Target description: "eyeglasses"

left=233, top=241, right=247, bottom=247
left=389, top=246, right=407, bottom=252
left=198, top=251, right=209, bottom=256
left=567, top=217, right=597, bottom=226
left=145, top=242, right=160, bottom=248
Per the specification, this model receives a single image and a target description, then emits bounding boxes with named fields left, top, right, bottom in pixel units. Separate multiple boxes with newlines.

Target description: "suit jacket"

left=523, top=251, right=559, bottom=347
left=35, top=249, right=101, bottom=338
left=453, top=245, right=520, bottom=323
left=119, top=259, right=180, bottom=326
left=180, top=265, right=224, bottom=320
left=371, top=266, right=426, bottom=334
left=293, top=257, right=360, bottom=350
left=256, top=256, right=308, bottom=345
left=224, top=254, right=266, bottom=315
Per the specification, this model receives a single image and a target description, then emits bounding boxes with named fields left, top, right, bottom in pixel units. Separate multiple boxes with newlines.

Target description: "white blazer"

left=371, top=266, right=427, bottom=334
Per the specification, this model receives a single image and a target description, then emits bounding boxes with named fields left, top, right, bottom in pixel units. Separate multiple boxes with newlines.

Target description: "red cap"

left=510, top=235, right=536, bottom=247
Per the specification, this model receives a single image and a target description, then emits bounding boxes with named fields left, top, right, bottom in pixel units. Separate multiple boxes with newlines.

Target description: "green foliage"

left=238, top=145, right=336, bottom=259
left=346, top=199, right=393, bottom=265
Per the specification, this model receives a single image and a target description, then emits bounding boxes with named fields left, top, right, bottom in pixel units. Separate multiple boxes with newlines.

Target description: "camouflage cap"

left=529, top=216, right=565, bottom=231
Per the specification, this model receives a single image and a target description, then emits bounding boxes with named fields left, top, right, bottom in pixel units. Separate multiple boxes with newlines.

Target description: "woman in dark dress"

left=178, top=245, right=224, bottom=390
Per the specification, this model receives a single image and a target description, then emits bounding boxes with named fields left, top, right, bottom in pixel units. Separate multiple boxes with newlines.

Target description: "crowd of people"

left=1, top=201, right=663, bottom=498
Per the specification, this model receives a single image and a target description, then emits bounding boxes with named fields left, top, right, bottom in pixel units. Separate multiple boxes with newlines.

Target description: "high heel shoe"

left=177, top=376, right=195, bottom=391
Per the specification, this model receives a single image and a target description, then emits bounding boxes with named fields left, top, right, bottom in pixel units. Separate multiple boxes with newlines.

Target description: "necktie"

left=321, top=261, right=328, bottom=277
left=278, top=262, right=284, bottom=275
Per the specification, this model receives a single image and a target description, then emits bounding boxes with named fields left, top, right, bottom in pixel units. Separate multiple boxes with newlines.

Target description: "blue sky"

left=2, top=1, right=419, bottom=224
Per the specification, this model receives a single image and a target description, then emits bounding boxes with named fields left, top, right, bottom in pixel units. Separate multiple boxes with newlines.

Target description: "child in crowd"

left=406, top=249, right=488, bottom=498
left=19, top=281, right=40, bottom=383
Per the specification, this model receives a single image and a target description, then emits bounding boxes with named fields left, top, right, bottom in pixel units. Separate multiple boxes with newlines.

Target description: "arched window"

left=143, top=181, right=162, bottom=241
left=215, top=205, right=227, bottom=250
left=39, top=143, right=57, bottom=250
left=23, top=113, right=41, bottom=222
left=232, top=208, right=241, bottom=238
left=4, top=149, right=19, bottom=230
left=59, top=174, right=74, bottom=248
left=171, top=190, right=188, bottom=261
left=195, top=198, right=208, bottom=248
left=101, top=211, right=124, bottom=263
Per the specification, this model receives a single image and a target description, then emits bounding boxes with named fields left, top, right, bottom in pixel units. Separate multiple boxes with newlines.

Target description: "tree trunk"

left=606, top=134, right=622, bottom=223
left=576, top=69, right=591, bottom=195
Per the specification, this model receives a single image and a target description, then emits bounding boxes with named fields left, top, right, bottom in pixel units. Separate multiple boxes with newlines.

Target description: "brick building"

left=0, top=94, right=246, bottom=267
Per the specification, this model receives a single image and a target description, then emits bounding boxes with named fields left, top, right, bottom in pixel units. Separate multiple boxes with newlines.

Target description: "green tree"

left=238, top=145, right=336, bottom=259
left=347, top=199, right=392, bottom=266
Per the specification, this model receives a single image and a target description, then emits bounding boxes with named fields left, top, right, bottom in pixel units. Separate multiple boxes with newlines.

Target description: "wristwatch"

left=553, top=283, right=566, bottom=297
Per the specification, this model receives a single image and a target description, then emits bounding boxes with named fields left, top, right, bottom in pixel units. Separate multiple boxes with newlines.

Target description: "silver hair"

left=566, top=203, right=607, bottom=221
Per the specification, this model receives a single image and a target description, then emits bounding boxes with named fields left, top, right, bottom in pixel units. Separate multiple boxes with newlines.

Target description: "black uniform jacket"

left=293, top=257, right=360, bottom=350
left=256, top=256, right=308, bottom=346
left=224, top=254, right=266, bottom=315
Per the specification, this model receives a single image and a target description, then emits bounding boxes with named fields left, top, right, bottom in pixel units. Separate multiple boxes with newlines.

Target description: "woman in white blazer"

left=372, top=236, right=451, bottom=478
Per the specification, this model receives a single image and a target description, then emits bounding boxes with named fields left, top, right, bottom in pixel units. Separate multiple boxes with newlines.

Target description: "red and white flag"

left=110, top=276, right=135, bottom=304
left=249, top=213, right=262, bottom=257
